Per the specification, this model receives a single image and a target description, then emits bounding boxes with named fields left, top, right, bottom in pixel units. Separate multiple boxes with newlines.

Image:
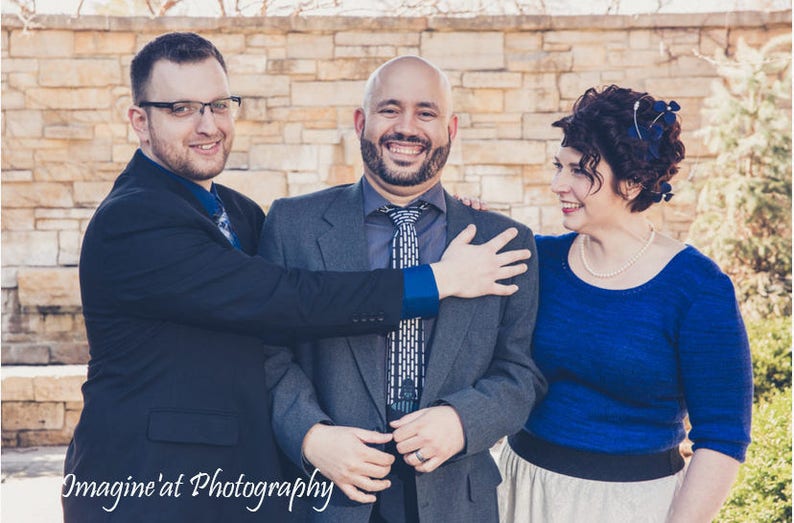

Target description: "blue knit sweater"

left=525, top=233, right=753, bottom=462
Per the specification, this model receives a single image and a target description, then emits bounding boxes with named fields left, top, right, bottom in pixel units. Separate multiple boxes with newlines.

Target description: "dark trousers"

left=369, top=440, right=419, bottom=523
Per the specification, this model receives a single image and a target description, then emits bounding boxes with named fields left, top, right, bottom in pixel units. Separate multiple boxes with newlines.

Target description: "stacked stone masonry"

left=1, top=11, right=790, bottom=446
left=1, top=365, right=85, bottom=447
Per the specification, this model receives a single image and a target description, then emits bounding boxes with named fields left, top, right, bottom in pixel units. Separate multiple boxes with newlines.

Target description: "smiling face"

left=128, top=58, right=234, bottom=189
left=551, top=146, right=634, bottom=234
left=355, top=57, right=458, bottom=200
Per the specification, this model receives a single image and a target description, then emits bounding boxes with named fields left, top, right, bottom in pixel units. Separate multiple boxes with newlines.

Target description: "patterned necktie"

left=212, top=195, right=241, bottom=249
left=380, top=201, right=430, bottom=420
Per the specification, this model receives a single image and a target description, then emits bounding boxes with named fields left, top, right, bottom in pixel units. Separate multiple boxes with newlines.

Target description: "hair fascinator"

left=628, top=123, right=663, bottom=160
left=628, top=98, right=680, bottom=161
left=651, top=100, right=681, bottom=125
left=649, top=181, right=674, bottom=203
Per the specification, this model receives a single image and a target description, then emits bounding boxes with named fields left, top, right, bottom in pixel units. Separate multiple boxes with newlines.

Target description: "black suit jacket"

left=63, top=150, right=407, bottom=522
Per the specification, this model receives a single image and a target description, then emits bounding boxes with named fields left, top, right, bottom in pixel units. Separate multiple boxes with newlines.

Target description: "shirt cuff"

left=401, top=265, right=439, bottom=319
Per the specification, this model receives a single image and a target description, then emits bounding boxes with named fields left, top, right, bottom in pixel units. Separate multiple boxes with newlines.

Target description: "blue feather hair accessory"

left=628, top=98, right=680, bottom=161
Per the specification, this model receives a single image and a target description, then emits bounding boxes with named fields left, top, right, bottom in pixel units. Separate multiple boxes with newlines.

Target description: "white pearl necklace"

left=579, top=223, right=656, bottom=279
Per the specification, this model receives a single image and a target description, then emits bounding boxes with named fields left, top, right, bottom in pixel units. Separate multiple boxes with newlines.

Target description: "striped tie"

left=380, top=201, right=430, bottom=420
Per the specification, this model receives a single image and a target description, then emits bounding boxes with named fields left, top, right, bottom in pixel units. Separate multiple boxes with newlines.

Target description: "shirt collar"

left=361, top=175, right=446, bottom=217
left=139, top=149, right=222, bottom=217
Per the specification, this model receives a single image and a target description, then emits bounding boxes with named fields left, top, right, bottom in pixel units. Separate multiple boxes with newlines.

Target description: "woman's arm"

left=669, top=266, right=751, bottom=522
left=666, top=448, right=740, bottom=523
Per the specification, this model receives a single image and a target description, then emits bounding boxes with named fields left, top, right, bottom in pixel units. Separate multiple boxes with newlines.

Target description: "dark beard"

left=360, top=132, right=451, bottom=187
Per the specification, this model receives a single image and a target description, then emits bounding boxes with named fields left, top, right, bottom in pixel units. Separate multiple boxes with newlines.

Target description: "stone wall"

left=1, top=11, right=790, bottom=445
left=1, top=365, right=84, bottom=446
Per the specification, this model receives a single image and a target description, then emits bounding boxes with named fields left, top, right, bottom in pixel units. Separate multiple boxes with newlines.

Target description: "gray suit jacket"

left=260, top=180, right=545, bottom=522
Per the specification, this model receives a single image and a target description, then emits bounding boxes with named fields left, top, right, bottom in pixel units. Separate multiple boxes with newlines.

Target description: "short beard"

left=148, top=124, right=227, bottom=183
left=360, top=132, right=451, bottom=187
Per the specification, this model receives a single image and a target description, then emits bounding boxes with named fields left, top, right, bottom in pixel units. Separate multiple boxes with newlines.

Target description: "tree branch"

left=157, top=0, right=183, bottom=16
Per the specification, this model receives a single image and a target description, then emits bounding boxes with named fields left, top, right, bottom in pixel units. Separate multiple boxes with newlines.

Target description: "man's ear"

left=128, top=105, right=150, bottom=145
left=448, top=113, right=459, bottom=142
left=354, top=107, right=366, bottom=139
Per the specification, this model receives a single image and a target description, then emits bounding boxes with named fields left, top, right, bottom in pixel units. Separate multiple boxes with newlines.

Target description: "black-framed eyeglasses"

left=138, top=96, right=242, bottom=119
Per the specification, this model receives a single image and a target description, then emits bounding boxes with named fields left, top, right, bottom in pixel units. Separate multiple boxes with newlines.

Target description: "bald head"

left=362, top=56, right=454, bottom=116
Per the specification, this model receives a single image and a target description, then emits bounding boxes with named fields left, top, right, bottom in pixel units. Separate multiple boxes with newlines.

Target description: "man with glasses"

left=63, top=32, right=530, bottom=522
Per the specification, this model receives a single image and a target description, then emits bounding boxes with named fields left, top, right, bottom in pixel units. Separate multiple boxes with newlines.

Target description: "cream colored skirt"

left=497, top=441, right=685, bottom=523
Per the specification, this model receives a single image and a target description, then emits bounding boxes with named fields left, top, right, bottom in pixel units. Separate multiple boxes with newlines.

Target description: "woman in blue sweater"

left=496, top=85, right=753, bottom=522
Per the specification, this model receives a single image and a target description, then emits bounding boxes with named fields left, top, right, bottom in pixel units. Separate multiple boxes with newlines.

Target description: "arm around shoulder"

left=88, top=194, right=406, bottom=342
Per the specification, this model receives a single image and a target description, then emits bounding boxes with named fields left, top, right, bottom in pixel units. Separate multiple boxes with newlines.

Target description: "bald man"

left=261, top=56, right=546, bottom=522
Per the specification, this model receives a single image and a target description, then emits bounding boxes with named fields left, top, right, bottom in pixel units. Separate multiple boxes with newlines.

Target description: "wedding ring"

left=414, top=449, right=428, bottom=463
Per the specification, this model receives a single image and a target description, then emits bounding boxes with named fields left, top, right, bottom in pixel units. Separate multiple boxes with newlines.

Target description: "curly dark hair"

left=552, top=85, right=685, bottom=212
left=130, top=32, right=227, bottom=105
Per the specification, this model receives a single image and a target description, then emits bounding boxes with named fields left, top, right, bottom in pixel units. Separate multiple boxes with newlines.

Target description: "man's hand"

left=390, top=406, right=465, bottom=474
left=302, top=424, right=394, bottom=504
left=431, top=225, right=530, bottom=299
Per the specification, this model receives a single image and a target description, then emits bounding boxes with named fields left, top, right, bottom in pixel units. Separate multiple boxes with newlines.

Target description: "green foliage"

left=747, top=316, right=792, bottom=402
left=717, top=317, right=791, bottom=521
left=717, top=387, right=792, bottom=523
left=688, top=35, right=792, bottom=321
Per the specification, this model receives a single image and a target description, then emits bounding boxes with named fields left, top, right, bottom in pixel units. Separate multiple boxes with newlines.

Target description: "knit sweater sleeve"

left=678, top=268, right=753, bottom=462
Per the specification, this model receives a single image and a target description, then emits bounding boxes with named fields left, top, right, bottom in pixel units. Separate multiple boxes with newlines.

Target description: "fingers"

left=467, top=197, right=486, bottom=211
left=354, top=428, right=394, bottom=445
left=303, top=425, right=396, bottom=504
left=484, top=226, right=519, bottom=251
left=405, top=449, right=423, bottom=466
left=496, top=248, right=532, bottom=265
left=338, top=484, right=377, bottom=504
left=447, top=223, right=476, bottom=247
left=484, top=260, right=529, bottom=295
left=354, top=475, right=392, bottom=493
left=389, top=409, right=422, bottom=429
left=335, top=449, right=393, bottom=503
left=405, top=452, right=442, bottom=473
left=394, top=434, right=422, bottom=455
left=415, top=456, right=442, bottom=473
left=486, top=283, right=520, bottom=297
left=391, top=410, right=425, bottom=445
left=359, top=461, right=393, bottom=480
left=391, top=407, right=462, bottom=473
left=435, top=224, right=532, bottom=300
left=360, top=445, right=396, bottom=467
left=338, top=466, right=392, bottom=503
left=496, top=262, right=528, bottom=280
left=451, top=226, right=528, bottom=259
left=454, top=194, right=488, bottom=211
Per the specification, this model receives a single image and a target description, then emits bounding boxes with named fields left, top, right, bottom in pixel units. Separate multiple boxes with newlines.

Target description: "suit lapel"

left=127, top=151, right=235, bottom=249
left=421, top=193, right=482, bottom=407
left=317, top=182, right=389, bottom=425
